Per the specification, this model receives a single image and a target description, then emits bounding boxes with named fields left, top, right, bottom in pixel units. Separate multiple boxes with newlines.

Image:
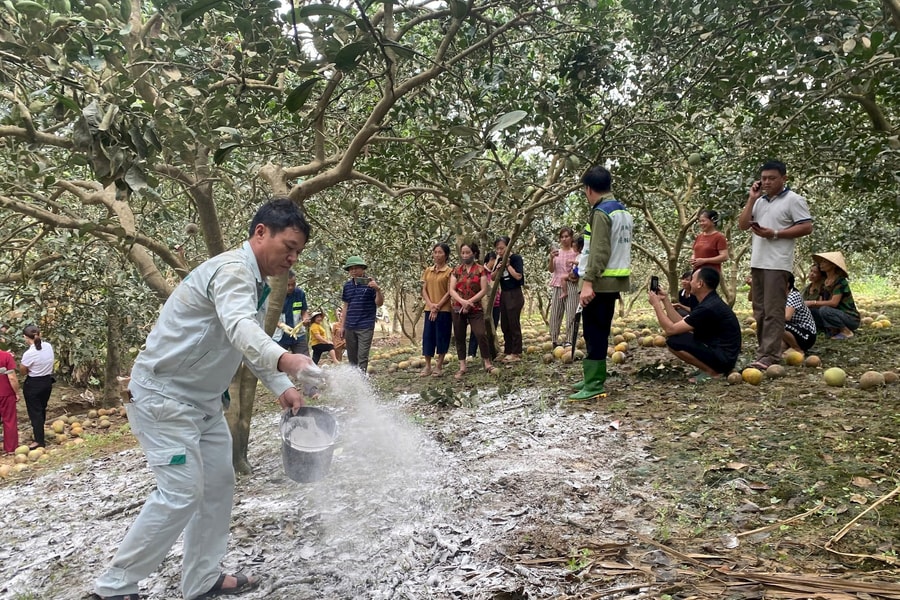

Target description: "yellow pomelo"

left=824, top=367, right=847, bottom=387
left=784, top=350, right=804, bottom=366
left=742, top=368, right=763, bottom=385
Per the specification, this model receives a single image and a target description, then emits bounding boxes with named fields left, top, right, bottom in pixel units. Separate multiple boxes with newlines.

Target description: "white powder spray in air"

left=280, top=364, right=453, bottom=576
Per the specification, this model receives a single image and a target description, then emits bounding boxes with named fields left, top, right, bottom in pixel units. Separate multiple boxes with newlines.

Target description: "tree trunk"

left=227, top=273, right=288, bottom=474
left=104, top=292, right=124, bottom=405
left=225, top=366, right=257, bottom=475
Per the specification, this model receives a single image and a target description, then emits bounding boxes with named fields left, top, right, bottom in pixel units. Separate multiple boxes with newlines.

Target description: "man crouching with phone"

left=647, top=267, right=742, bottom=383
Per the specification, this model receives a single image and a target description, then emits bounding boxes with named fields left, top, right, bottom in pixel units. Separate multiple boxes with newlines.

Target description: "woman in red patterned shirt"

left=449, top=243, right=496, bottom=379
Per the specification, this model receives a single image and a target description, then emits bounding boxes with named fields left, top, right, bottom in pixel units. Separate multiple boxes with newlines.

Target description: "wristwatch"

left=772, top=230, right=779, bottom=240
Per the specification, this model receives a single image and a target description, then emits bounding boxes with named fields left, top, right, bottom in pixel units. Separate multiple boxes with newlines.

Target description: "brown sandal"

left=194, top=573, right=259, bottom=598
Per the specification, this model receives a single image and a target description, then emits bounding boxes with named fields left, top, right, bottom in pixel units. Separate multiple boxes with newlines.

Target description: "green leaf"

left=381, top=40, right=417, bottom=60
left=119, top=0, right=131, bottom=21
left=213, top=145, right=236, bottom=165
left=335, top=41, right=371, bottom=71
left=452, top=150, right=480, bottom=168
left=285, top=78, right=319, bottom=112
left=291, top=4, right=355, bottom=20
left=124, top=165, right=148, bottom=191
left=448, top=0, right=467, bottom=19
left=180, top=0, right=226, bottom=26
left=449, top=125, right=480, bottom=138
left=213, top=126, right=242, bottom=139
left=488, top=110, right=527, bottom=135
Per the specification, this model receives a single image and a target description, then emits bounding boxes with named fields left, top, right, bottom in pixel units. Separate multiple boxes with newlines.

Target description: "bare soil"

left=1, top=302, right=899, bottom=600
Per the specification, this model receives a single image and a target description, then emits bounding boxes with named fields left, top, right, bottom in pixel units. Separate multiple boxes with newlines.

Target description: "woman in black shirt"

left=494, top=236, right=525, bottom=362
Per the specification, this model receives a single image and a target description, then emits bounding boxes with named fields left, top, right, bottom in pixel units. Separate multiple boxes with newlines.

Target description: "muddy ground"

left=1, top=303, right=899, bottom=600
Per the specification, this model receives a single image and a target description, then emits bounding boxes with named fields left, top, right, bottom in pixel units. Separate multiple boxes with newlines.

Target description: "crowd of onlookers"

left=269, top=162, right=861, bottom=390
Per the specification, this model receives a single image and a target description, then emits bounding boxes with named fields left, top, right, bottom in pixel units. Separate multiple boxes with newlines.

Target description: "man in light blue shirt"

left=95, top=199, right=315, bottom=600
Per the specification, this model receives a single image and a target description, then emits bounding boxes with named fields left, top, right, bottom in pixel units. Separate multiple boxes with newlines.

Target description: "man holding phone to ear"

left=739, top=160, right=813, bottom=371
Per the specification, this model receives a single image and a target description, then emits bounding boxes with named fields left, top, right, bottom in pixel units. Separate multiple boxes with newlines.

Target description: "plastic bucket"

left=280, top=407, right=338, bottom=483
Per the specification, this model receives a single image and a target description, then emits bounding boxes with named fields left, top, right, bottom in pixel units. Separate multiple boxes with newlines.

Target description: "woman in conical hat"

left=805, top=252, right=860, bottom=339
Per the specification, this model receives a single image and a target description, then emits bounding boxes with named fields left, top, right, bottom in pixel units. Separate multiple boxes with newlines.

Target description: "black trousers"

left=24, top=375, right=53, bottom=446
left=582, top=293, right=619, bottom=361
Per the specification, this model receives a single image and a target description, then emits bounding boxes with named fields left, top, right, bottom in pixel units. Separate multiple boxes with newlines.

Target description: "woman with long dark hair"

left=420, top=242, right=453, bottom=377
left=494, top=236, right=525, bottom=362
left=19, top=324, right=55, bottom=449
left=449, top=243, right=496, bottom=379
left=548, top=227, right=579, bottom=347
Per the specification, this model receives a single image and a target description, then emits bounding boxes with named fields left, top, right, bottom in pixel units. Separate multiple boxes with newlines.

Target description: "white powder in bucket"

left=285, top=416, right=334, bottom=451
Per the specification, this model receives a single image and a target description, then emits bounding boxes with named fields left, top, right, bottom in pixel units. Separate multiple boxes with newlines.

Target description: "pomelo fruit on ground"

left=0, top=464, right=10, bottom=478
left=611, top=351, right=626, bottom=364
left=742, top=368, right=763, bottom=385
left=542, top=353, right=554, bottom=364
left=765, top=364, right=786, bottom=378
left=614, top=342, right=628, bottom=353
left=884, top=371, right=899, bottom=385
left=824, top=367, right=847, bottom=387
left=15, top=445, right=29, bottom=456
left=726, top=372, right=743, bottom=385
left=653, top=335, right=667, bottom=348
left=784, top=350, right=804, bottom=366
left=859, top=371, right=885, bottom=390
left=805, top=355, right=821, bottom=368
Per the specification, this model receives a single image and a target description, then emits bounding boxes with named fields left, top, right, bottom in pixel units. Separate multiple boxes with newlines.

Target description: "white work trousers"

left=94, top=394, right=235, bottom=600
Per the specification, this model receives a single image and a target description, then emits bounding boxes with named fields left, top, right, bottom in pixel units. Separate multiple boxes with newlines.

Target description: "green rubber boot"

left=568, top=359, right=607, bottom=400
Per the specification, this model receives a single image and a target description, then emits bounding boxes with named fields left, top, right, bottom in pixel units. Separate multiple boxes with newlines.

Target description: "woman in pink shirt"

left=548, top=227, right=579, bottom=347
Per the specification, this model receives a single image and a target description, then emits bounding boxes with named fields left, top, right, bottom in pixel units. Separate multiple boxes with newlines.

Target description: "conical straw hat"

left=812, top=251, right=848, bottom=276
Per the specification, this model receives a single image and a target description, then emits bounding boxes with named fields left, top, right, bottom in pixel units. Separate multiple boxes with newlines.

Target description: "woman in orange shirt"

left=690, top=209, right=729, bottom=272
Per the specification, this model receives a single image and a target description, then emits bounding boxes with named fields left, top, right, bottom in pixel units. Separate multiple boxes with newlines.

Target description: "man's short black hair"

left=697, top=267, right=720, bottom=290
left=581, top=166, right=612, bottom=193
left=760, top=160, right=787, bottom=176
left=249, top=198, right=311, bottom=240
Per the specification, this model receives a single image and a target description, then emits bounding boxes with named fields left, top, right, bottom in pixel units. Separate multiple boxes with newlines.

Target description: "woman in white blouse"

left=19, top=324, right=54, bottom=449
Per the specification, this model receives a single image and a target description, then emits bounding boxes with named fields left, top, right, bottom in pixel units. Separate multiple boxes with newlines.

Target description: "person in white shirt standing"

left=94, top=198, right=317, bottom=600
left=19, top=324, right=54, bottom=450
left=738, top=160, right=813, bottom=370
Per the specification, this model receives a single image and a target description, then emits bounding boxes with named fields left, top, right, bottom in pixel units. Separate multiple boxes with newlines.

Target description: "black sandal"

left=95, top=594, right=142, bottom=600
left=195, top=573, right=260, bottom=598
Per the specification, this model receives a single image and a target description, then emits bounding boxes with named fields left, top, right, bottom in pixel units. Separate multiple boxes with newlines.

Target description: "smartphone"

left=650, top=276, right=659, bottom=293
left=354, top=277, right=370, bottom=286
